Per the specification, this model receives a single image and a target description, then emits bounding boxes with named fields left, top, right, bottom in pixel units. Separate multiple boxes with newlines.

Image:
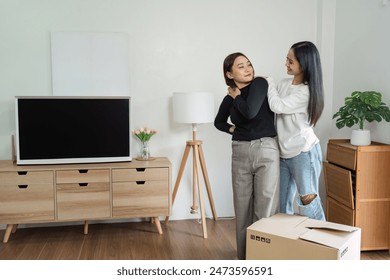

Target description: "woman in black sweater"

left=214, top=52, right=279, bottom=260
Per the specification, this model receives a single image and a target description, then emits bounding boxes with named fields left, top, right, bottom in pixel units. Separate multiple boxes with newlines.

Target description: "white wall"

left=332, top=0, right=390, bottom=143
left=0, top=0, right=347, bottom=224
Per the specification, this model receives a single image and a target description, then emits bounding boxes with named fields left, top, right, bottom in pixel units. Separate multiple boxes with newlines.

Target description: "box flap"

left=248, top=213, right=309, bottom=239
left=301, top=219, right=359, bottom=233
left=298, top=218, right=359, bottom=249
left=299, top=228, right=355, bottom=249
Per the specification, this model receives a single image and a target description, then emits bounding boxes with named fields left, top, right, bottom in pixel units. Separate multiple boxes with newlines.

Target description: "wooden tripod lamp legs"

left=166, top=144, right=191, bottom=219
left=165, top=140, right=217, bottom=238
left=193, top=144, right=208, bottom=238
left=197, top=144, right=217, bottom=219
left=191, top=153, right=198, bottom=214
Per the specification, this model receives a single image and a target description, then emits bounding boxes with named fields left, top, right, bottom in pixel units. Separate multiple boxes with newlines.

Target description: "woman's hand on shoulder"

left=228, top=87, right=241, bottom=99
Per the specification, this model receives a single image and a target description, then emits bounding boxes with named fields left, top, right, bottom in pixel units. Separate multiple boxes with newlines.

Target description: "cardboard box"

left=246, top=213, right=361, bottom=260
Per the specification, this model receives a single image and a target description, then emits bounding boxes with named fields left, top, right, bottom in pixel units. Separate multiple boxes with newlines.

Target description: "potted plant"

left=333, top=91, right=390, bottom=146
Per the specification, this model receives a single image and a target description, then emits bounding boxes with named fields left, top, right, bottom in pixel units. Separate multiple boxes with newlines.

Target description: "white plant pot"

left=350, top=129, right=371, bottom=146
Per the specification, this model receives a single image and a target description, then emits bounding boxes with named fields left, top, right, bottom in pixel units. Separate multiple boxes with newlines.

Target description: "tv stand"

left=0, top=158, right=171, bottom=243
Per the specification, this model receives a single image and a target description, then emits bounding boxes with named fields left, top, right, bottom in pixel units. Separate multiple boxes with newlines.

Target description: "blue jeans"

left=279, top=143, right=325, bottom=221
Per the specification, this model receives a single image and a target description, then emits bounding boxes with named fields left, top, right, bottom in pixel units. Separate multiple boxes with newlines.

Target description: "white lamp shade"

left=173, top=92, right=215, bottom=124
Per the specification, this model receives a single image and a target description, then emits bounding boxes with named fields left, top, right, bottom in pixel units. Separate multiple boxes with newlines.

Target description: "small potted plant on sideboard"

left=333, top=91, right=390, bottom=146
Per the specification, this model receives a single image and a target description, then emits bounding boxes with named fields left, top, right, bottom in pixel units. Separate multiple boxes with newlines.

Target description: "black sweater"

left=214, top=77, right=276, bottom=141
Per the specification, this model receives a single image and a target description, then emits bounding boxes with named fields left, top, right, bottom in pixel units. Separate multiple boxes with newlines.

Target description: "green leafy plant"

left=333, top=91, right=390, bottom=130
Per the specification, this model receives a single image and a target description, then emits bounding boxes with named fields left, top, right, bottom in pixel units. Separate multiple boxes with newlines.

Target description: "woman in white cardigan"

left=266, top=41, right=325, bottom=221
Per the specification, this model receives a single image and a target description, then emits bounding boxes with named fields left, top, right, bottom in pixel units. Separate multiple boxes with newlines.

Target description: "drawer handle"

left=18, top=185, right=28, bottom=189
left=78, top=170, right=89, bottom=173
left=136, top=168, right=146, bottom=172
left=79, top=183, right=89, bottom=187
left=136, top=181, right=146, bottom=185
left=17, top=171, right=28, bottom=175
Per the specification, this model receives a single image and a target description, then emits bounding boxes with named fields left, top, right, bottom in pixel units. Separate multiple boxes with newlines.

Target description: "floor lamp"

left=165, top=92, right=217, bottom=238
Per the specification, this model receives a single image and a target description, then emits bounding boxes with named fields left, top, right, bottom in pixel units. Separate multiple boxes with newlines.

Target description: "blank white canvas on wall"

left=51, top=31, right=130, bottom=96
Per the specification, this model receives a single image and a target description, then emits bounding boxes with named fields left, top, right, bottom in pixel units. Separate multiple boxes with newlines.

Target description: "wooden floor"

left=0, top=218, right=389, bottom=260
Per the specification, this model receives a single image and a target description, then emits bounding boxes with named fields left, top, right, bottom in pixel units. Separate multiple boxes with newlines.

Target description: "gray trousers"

left=231, top=137, right=280, bottom=260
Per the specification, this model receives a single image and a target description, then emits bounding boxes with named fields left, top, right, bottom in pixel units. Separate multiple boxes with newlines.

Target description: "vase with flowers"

left=132, top=127, right=157, bottom=160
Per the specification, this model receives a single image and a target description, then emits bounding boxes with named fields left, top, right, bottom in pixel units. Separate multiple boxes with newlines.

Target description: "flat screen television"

left=15, top=96, right=131, bottom=165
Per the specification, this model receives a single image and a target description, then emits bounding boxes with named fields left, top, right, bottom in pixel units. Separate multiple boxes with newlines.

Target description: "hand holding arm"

left=233, top=77, right=268, bottom=119
left=228, top=87, right=241, bottom=99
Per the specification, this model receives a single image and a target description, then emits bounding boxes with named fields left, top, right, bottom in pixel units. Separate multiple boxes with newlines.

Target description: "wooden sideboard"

left=0, top=157, right=171, bottom=243
left=323, top=139, right=390, bottom=251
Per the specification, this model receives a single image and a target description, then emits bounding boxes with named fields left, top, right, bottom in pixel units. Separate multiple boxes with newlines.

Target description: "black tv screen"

left=15, top=96, right=131, bottom=165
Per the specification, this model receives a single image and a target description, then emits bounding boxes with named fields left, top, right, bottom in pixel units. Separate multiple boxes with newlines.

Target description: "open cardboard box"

left=246, top=213, right=361, bottom=260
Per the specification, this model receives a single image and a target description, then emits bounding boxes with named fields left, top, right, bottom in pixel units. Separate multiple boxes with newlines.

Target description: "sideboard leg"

left=3, top=224, right=14, bottom=243
left=12, top=224, right=18, bottom=233
left=153, top=217, right=163, bottom=234
left=84, top=221, right=89, bottom=235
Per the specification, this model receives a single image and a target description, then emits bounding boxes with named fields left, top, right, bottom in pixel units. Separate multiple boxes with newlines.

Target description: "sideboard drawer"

left=326, top=196, right=354, bottom=226
left=327, top=141, right=357, bottom=170
left=56, top=182, right=110, bottom=220
left=56, top=169, right=110, bottom=184
left=112, top=167, right=168, bottom=182
left=323, top=162, right=355, bottom=209
left=0, top=171, right=53, bottom=185
left=112, top=181, right=169, bottom=217
left=0, top=180, right=54, bottom=223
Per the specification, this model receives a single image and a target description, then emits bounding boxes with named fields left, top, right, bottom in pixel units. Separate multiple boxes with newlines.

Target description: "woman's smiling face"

left=226, top=55, right=254, bottom=88
left=285, top=48, right=302, bottom=76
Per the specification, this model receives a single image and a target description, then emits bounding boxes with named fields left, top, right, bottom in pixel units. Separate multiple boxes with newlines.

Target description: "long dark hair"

left=223, top=52, right=252, bottom=88
left=291, top=41, right=324, bottom=126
